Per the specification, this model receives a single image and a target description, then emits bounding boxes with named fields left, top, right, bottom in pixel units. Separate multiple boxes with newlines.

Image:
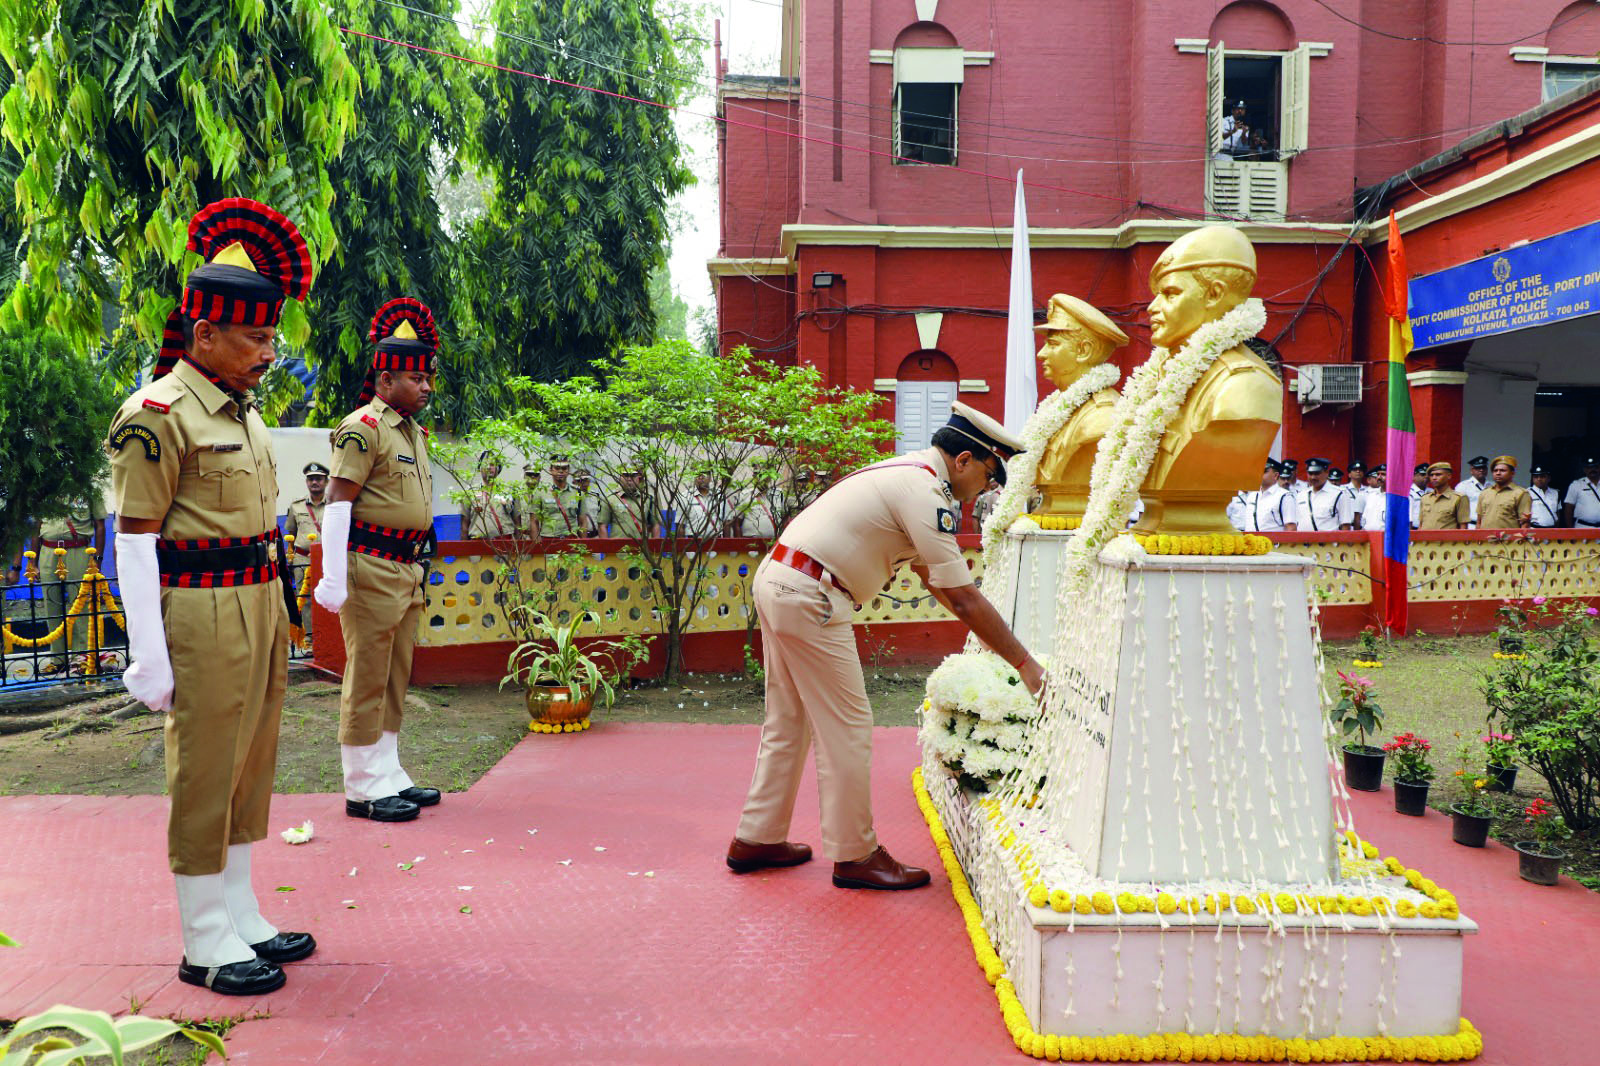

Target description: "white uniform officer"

left=1230, top=459, right=1297, bottom=532
left=1456, top=455, right=1488, bottom=527
left=1529, top=466, right=1561, bottom=528
left=728, top=404, right=1043, bottom=891
left=1409, top=462, right=1429, bottom=528
left=1563, top=458, right=1600, bottom=528
left=1294, top=457, right=1354, bottom=531
left=1359, top=465, right=1389, bottom=532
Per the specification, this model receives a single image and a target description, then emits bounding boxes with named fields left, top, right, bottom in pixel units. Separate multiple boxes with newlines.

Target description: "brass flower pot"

left=526, top=684, right=594, bottom=728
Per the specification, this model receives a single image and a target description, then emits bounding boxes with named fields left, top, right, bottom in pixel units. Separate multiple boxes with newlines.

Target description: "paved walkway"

left=2, top=724, right=1596, bottom=1064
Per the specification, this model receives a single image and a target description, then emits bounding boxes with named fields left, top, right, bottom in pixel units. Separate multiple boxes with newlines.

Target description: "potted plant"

left=1493, top=602, right=1527, bottom=655
left=1515, top=798, right=1569, bottom=886
left=1448, top=735, right=1494, bottom=846
left=1384, top=732, right=1434, bottom=816
left=501, top=608, right=647, bottom=733
left=1331, top=670, right=1386, bottom=791
left=1354, top=624, right=1384, bottom=668
left=1482, top=732, right=1518, bottom=792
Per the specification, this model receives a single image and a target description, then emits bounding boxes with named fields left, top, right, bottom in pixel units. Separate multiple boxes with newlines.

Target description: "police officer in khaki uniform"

left=1476, top=456, right=1532, bottom=530
left=32, top=493, right=108, bottom=672
left=463, top=453, right=517, bottom=540
left=596, top=466, right=662, bottom=538
left=540, top=455, right=591, bottom=536
left=572, top=468, right=602, bottom=534
left=284, top=462, right=329, bottom=622
left=728, top=404, right=1045, bottom=891
left=1418, top=461, right=1472, bottom=529
left=107, top=198, right=315, bottom=996
left=315, top=299, right=443, bottom=823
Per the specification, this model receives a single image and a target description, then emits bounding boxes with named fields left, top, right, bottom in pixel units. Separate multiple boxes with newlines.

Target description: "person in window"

left=1221, top=100, right=1250, bottom=157
left=1242, top=126, right=1277, bottom=162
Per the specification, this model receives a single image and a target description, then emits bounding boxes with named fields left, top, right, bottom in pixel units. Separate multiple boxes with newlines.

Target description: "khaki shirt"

left=39, top=496, right=107, bottom=545
left=737, top=493, right=781, bottom=539
left=779, top=447, right=971, bottom=601
left=107, top=359, right=278, bottom=540
left=329, top=396, right=433, bottom=531
left=538, top=486, right=588, bottom=536
left=464, top=485, right=517, bottom=539
left=285, top=497, right=327, bottom=557
left=574, top=488, right=602, bottom=533
left=1418, top=489, right=1471, bottom=530
left=1475, top=483, right=1531, bottom=530
left=597, top=490, right=656, bottom=539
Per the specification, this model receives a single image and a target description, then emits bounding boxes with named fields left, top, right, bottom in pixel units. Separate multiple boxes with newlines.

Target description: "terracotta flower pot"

left=1486, top=762, right=1517, bottom=792
left=1342, top=746, right=1386, bottom=792
left=1514, top=841, right=1564, bottom=886
left=525, top=684, right=594, bottom=728
left=1449, top=805, right=1491, bottom=848
left=1393, top=780, right=1430, bottom=816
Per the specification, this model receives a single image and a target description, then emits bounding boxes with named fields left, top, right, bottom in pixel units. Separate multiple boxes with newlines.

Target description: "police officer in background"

left=1295, top=458, right=1354, bottom=531
left=1475, top=456, right=1531, bottom=530
left=1409, top=462, right=1429, bottom=529
left=541, top=456, right=590, bottom=537
left=1563, top=457, right=1600, bottom=528
left=1529, top=465, right=1561, bottom=528
left=572, top=467, right=603, bottom=536
left=1456, top=455, right=1489, bottom=527
left=1229, top=459, right=1297, bottom=532
left=729, top=404, right=1043, bottom=893
left=285, top=463, right=329, bottom=581
left=315, top=298, right=443, bottom=825
left=1358, top=465, right=1389, bottom=532
left=1419, top=462, right=1472, bottom=529
left=107, top=198, right=315, bottom=996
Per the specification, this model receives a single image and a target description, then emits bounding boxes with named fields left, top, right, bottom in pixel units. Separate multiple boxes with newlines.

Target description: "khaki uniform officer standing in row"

left=107, top=198, right=316, bottom=996
left=1475, top=456, right=1532, bottom=530
left=32, top=493, right=108, bottom=673
left=729, top=404, right=1045, bottom=891
left=1418, top=462, right=1472, bottom=529
left=315, top=299, right=443, bottom=823
left=285, top=462, right=329, bottom=636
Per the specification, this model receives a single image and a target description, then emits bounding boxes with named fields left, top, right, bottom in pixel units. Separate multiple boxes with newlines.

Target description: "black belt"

left=1578, top=520, right=1599, bottom=528
left=349, top=521, right=432, bottom=562
left=155, top=531, right=281, bottom=589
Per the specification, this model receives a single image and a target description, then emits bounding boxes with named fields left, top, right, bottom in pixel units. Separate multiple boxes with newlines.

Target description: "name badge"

left=210, top=442, right=244, bottom=452
left=397, top=454, right=416, bottom=464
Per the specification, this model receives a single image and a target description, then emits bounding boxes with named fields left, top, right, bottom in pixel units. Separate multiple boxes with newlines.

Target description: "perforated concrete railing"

left=1407, top=538, right=1600, bottom=602
left=417, top=545, right=984, bottom=647
left=1270, top=541, right=1373, bottom=606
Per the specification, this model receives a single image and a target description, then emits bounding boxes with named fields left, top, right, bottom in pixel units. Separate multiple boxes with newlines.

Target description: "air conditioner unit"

left=1296, top=364, right=1362, bottom=409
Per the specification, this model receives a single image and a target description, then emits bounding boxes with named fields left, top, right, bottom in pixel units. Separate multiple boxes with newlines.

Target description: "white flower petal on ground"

left=279, top=820, right=314, bottom=845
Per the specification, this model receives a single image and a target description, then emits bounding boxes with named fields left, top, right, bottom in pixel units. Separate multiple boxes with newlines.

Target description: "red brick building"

left=713, top=0, right=1600, bottom=477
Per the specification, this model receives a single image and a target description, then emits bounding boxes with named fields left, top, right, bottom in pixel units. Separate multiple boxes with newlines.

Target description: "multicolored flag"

left=1382, top=212, right=1415, bottom=635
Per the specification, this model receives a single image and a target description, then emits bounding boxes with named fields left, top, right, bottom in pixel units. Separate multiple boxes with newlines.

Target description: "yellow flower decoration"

left=1156, top=892, right=1178, bottom=915
left=1234, top=896, right=1257, bottom=915
left=1091, top=891, right=1115, bottom=915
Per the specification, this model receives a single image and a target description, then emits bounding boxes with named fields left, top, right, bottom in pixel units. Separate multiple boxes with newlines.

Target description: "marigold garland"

left=528, top=718, right=591, bottom=734
left=1127, top=531, right=1272, bottom=557
left=914, top=768, right=1484, bottom=1062
left=1491, top=652, right=1525, bottom=661
left=1024, top=513, right=1080, bottom=531
left=1353, top=659, right=1385, bottom=668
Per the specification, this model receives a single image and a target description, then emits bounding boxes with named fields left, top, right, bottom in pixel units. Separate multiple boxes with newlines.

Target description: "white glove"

left=314, top=500, right=352, bottom=613
left=115, top=532, right=174, bottom=712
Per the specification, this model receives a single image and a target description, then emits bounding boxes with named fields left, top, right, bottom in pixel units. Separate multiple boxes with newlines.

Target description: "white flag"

left=1003, top=169, right=1037, bottom=434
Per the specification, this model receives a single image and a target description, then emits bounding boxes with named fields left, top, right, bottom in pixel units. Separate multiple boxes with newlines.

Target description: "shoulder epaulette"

left=360, top=413, right=379, bottom=428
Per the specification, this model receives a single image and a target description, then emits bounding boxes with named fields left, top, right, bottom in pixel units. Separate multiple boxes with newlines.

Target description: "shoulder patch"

left=141, top=398, right=171, bottom=414
left=360, top=413, right=379, bottom=427
left=110, top=424, right=162, bottom=462
left=936, top=507, right=957, bottom=534
left=336, top=430, right=370, bottom=452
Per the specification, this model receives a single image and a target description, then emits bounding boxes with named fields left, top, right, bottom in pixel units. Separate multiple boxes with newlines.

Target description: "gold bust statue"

left=1033, top=294, right=1129, bottom=518
left=1133, top=226, right=1282, bottom=535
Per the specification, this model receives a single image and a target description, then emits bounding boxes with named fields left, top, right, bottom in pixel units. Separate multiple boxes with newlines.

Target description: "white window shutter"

left=1280, top=44, right=1311, bottom=157
left=1208, top=163, right=1242, bottom=219
left=1206, top=41, right=1226, bottom=156
left=1244, top=163, right=1286, bottom=220
left=950, top=86, right=960, bottom=164
left=892, top=84, right=902, bottom=158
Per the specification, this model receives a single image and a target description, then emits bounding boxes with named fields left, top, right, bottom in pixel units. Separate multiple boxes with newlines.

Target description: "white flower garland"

left=979, top=361, right=1122, bottom=569
left=1061, top=298, right=1267, bottom=599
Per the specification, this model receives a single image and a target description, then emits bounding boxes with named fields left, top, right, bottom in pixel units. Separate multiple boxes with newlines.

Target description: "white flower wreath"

left=978, top=361, right=1122, bottom=569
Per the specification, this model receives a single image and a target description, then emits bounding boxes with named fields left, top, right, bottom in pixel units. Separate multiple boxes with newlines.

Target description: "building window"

left=894, top=379, right=956, bottom=452
left=893, top=47, right=963, bottom=166
left=1544, top=62, right=1599, bottom=101
left=1204, top=42, right=1309, bottom=221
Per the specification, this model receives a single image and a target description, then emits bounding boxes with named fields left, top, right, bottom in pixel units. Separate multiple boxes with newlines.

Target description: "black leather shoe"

left=397, top=785, right=441, bottom=807
left=249, top=931, right=316, bottom=963
left=177, top=956, right=286, bottom=996
left=345, top=796, right=420, bottom=822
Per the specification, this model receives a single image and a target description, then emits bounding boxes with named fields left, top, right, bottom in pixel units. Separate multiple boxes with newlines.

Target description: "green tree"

left=646, top=265, right=688, bottom=342
left=0, top=0, right=358, bottom=365
left=456, top=0, right=695, bottom=409
left=0, top=330, right=121, bottom=566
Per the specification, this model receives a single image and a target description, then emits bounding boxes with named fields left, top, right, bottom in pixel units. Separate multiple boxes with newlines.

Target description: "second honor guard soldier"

left=315, top=299, right=442, bottom=823
left=107, top=198, right=315, bottom=995
left=729, top=404, right=1044, bottom=891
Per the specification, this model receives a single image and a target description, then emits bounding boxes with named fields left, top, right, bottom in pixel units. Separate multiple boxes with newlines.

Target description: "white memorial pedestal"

left=925, top=532, right=1475, bottom=1045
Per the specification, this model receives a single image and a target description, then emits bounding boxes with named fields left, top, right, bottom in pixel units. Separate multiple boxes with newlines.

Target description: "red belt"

left=42, top=538, right=89, bottom=549
left=770, top=544, right=856, bottom=604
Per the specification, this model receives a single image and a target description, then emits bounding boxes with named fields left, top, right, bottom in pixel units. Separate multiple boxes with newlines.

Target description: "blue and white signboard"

left=1408, top=219, right=1600, bottom=350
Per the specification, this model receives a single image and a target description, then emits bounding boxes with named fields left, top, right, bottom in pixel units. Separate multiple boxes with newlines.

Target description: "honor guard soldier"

left=1409, top=462, right=1429, bottom=528
left=315, top=299, right=442, bottom=824
left=729, top=403, right=1045, bottom=891
left=1294, top=458, right=1354, bottom=531
left=285, top=462, right=329, bottom=585
left=107, top=198, right=315, bottom=996
left=1563, top=458, right=1600, bottom=528
left=1419, top=462, right=1472, bottom=529
left=32, top=492, right=108, bottom=673
left=1529, top=466, right=1561, bottom=528
left=1476, top=456, right=1532, bottom=530
left=1456, top=455, right=1488, bottom=527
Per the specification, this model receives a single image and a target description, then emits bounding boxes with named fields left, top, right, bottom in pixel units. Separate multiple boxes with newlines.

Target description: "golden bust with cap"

left=1032, top=293, right=1130, bottom=518
left=1133, top=226, right=1281, bottom=535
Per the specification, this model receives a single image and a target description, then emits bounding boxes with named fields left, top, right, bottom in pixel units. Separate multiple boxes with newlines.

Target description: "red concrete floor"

left=1, top=724, right=1596, bottom=1065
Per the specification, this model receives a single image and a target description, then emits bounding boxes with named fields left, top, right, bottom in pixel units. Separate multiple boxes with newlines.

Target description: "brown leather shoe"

left=832, top=845, right=931, bottom=890
left=726, top=837, right=814, bottom=873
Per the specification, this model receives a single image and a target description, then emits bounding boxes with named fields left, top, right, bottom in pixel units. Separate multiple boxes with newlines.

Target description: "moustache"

left=251, top=363, right=272, bottom=373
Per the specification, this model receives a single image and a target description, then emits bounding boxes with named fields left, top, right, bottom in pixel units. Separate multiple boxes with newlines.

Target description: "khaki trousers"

left=163, top=583, right=288, bottom=875
left=736, top=558, right=877, bottom=862
left=338, top=552, right=424, bottom=746
left=41, top=546, right=93, bottom=656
